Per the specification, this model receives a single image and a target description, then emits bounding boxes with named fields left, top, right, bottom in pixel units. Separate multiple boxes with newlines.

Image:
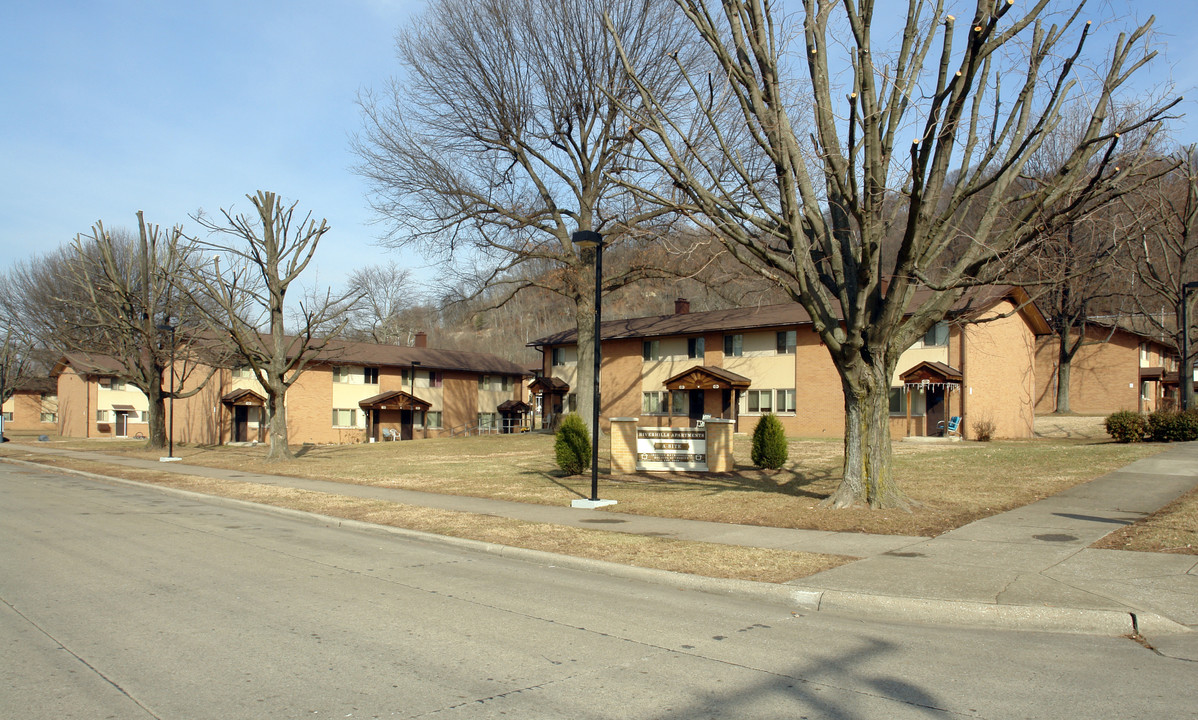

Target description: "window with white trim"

left=921, top=322, right=949, bottom=347
left=425, top=411, right=443, bottom=429
left=331, top=408, right=358, bottom=427
left=40, top=412, right=57, bottom=423
left=642, top=391, right=666, bottom=414
left=1, top=412, right=12, bottom=422
left=776, top=330, right=796, bottom=354
left=723, top=334, right=743, bottom=357
left=232, top=366, right=255, bottom=379
left=688, top=337, right=705, bottom=359
left=642, top=340, right=661, bottom=361
left=670, top=390, right=689, bottom=417
left=96, top=409, right=111, bottom=423
left=364, top=367, right=379, bottom=384
left=744, top=389, right=773, bottom=413
left=332, top=366, right=353, bottom=383
left=776, top=389, right=796, bottom=413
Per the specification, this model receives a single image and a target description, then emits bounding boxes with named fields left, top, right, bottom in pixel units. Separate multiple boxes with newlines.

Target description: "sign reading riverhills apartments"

left=636, top=428, right=707, bottom=472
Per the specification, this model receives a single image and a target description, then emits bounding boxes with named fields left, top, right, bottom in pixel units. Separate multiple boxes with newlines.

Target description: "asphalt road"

left=2, top=462, right=1194, bottom=719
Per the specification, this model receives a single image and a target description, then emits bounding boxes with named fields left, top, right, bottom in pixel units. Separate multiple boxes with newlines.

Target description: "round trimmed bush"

left=1104, top=410, right=1148, bottom=443
left=751, top=413, right=789, bottom=470
left=554, top=413, right=591, bottom=475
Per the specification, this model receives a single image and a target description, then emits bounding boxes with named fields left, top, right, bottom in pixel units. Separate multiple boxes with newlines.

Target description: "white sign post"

left=635, top=427, right=708, bottom=471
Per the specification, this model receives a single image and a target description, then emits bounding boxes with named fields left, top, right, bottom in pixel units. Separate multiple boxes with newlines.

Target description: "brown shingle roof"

left=528, top=286, right=1049, bottom=347
left=310, top=339, right=530, bottom=377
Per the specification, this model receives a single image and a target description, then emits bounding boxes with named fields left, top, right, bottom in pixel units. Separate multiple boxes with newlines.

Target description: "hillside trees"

left=353, top=0, right=707, bottom=438
left=614, top=0, right=1177, bottom=507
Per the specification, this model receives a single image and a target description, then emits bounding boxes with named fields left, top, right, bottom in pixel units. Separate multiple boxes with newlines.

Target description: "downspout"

left=959, top=326, right=967, bottom=440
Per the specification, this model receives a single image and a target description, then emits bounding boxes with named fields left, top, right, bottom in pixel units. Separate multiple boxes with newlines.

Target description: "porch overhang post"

left=905, top=386, right=912, bottom=437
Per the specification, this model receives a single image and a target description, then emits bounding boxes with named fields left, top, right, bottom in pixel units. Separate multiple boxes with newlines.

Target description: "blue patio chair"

left=937, top=416, right=962, bottom=436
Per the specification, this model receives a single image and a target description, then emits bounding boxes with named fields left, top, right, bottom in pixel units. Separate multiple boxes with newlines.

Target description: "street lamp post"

left=1181, top=281, right=1198, bottom=411
left=570, top=230, right=616, bottom=509
left=156, top=321, right=180, bottom=462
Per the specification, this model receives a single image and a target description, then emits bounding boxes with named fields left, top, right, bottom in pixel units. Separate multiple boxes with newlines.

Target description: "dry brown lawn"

left=7, top=432, right=1165, bottom=538
left=2, top=452, right=850, bottom=583
left=1092, top=484, right=1198, bottom=555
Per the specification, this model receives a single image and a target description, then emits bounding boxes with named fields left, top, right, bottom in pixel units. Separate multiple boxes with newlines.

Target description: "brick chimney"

left=414, top=331, right=428, bottom=348
left=674, top=298, right=690, bottom=315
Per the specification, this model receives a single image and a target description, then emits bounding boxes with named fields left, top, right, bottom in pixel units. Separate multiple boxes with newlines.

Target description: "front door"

left=689, top=390, right=704, bottom=426
left=234, top=406, right=248, bottom=443
left=926, top=388, right=946, bottom=436
left=115, top=412, right=128, bottom=437
left=400, top=410, right=413, bottom=440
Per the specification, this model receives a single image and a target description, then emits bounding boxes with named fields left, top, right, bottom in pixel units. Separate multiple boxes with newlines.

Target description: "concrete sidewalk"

left=4, top=440, right=1196, bottom=647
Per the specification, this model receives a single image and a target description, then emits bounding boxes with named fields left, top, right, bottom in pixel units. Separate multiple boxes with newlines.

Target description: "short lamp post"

left=156, top=321, right=180, bottom=462
left=1181, top=281, right=1198, bottom=411
left=571, top=230, right=616, bottom=509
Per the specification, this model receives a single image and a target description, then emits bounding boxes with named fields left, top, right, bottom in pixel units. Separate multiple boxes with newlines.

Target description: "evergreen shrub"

left=751, top=413, right=789, bottom=469
left=1104, top=410, right=1148, bottom=443
left=554, top=413, right=591, bottom=475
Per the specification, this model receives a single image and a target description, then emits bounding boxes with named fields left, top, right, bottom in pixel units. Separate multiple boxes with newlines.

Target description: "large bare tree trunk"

left=1055, top=356, right=1073, bottom=414
left=266, top=391, right=291, bottom=461
left=825, top=359, right=910, bottom=510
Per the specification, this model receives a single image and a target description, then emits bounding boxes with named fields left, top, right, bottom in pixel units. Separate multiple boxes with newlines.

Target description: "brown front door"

left=400, top=410, right=413, bottom=440
left=115, top=412, right=128, bottom=437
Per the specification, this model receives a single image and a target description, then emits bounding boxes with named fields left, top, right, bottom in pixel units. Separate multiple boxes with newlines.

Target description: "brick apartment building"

left=1, top=377, right=59, bottom=434
left=1033, top=323, right=1182, bottom=415
left=52, top=334, right=531, bottom=445
left=529, top=290, right=1051, bottom=440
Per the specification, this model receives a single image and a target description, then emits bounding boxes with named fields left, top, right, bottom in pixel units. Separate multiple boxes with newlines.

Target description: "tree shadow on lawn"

left=525, top=464, right=838, bottom=502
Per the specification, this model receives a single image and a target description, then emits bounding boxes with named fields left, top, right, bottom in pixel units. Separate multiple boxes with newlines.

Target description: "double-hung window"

left=723, top=334, right=743, bottom=357
left=745, top=389, right=773, bottom=413
left=642, top=340, right=661, bottom=361
left=688, top=337, right=705, bottom=359
left=776, top=330, right=796, bottom=354
left=776, top=389, right=796, bottom=413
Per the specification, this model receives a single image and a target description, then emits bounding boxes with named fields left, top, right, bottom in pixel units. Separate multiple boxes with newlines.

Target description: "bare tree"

left=0, top=323, right=38, bottom=429
left=353, top=0, right=706, bottom=435
left=345, top=261, right=423, bottom=345
left=614, top=0, right=1178, bottom=507
left=189, top=191, right=359, bottom=461
left=1120, top=148, right=1198, bottom=410
left=4, top=214, right=210, bottom=448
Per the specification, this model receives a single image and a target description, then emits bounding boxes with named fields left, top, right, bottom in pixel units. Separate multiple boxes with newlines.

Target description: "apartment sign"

left=636, top=428, right=708, bottom=471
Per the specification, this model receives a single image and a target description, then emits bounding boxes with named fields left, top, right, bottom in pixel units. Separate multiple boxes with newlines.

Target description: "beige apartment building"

left=529, top=292, right=1051, bottom=440
left=53, top=335, right=531, bottom=445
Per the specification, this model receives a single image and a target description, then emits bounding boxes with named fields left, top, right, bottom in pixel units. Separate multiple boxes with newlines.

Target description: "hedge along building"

left=528, top=290, right=1051, bottom=440
left=55, top=334, right=532, bottom=445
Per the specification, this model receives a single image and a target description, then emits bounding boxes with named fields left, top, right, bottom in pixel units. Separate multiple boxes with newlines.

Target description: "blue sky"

left=2, top=0, right=1197, bottom=293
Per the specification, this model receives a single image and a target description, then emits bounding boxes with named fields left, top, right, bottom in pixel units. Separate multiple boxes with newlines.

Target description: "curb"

left=3, top=455, right=1192, bottom=637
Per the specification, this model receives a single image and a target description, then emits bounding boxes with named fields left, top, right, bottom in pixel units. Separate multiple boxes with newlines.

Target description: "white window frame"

left=331, top=408, right=358, bottom=427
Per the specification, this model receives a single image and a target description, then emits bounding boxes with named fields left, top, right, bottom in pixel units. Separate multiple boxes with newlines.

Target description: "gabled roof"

left=318, top=338, right=531, bottom=377
left=52, top=352, right=126, bottom=376
left=10, top=377, right=57, bottom=394
left=358, top=390, right=431, bottom=410
left=221, top=389, right=266, bottom=406
left=497, top=399, right=532, bottom=413
left=663, top=365, right=752, bottom=391
left=528, top=376, right=570, bottom=394
left=900, top=361, right=963, bottom=384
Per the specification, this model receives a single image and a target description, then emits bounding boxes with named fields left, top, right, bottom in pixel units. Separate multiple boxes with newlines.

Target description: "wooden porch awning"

left=358, top=390, right=430, bottom=411
left=1140, top=366, right=1165, bottom=381
left=663, top=365, right=752, bottom=391
left=221, top=389, right=266, bottom=406
left=528, top=376, right=570, bottom=395
left=900, top=361, right=962, bottom=390
left=497, top=399, right=532, bottom=414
